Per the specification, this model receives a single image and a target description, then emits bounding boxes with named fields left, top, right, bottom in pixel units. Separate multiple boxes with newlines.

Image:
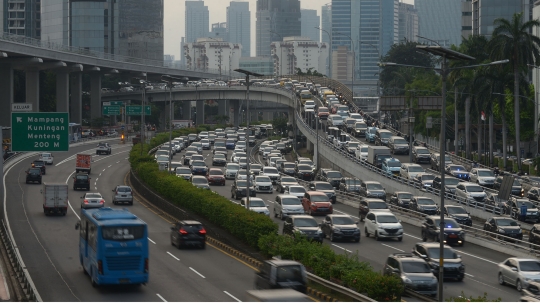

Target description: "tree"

left=489, top=12, right=540, bottom=171
left=446, top=291, right=501, bottom=302
left=272, top=116, right=289, bottom=136
left=295, top=67, right=324, bottom=77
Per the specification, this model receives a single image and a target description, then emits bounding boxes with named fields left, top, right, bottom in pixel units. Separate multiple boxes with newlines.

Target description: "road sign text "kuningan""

left=11, top=112, right=69, bottom=152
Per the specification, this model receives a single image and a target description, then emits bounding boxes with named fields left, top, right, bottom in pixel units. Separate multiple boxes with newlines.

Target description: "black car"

left=254, top=260, right=307, bottom=294
left=503, top=198, right=539, bottom=223
left=317, top=169, right=342, bottom=188
left=73, top=173, right=91, bottom=190
left=445, top=164, right=470, bottom=181
left=320, top=214, right=360, bottom=242
left=529, top=224, right=540, bottom=247
left=231, top=179, right=256, bottom=200
left=276, top=176, right=298, bottom=193
left=421, top=216, right=465, bottom=246
left=409, top=196, right=439, bottom=215
left=32, top=160, right=46, bottom=175
left=412, top=173, right=435, bottom=189
left=527, top=187, right=540, bottom=202
left=444, top=205, right=472, bottom=226
left=282, top=215, right=323, bottom=243
left=25, top=168, right=42, bottom=184
left=359, top=181, right=386, bottom=200
left=190, top=160, right=208, bottom=175
left=295, top=164, right=314, bottom=181
left=212, top=154, right=227, bottom=166
left=358, top=198, right=390, bottom=221
left=412, top=146, right=431, bottom=164
left=280, top=162, right=296, bottom=176
left=412, top=242, right=465, bottom=281
left=170, top=220, right=206, bottom=249
left=183, top=151, right=197, bottom=165
left=389, top=191, right=413, bottom=208
left=433, top=176, right=460, bottom=198
left=483, top=216, right=523, bottom=241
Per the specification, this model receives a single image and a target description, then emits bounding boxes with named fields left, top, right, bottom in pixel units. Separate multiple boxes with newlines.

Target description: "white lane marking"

left=381, top=244, right=405, bottom=252
left=465, top=273, right=475, bottom=277
left=404, top=233, right=421, bottom=240
left=331, top=244, right=352, bottom=253
left=148, top=238, right=156, bottom=244
left=116, top=161, right=120, bottom=163
left=103, top=169, right=106, bottom=172
left=108, top=165, right=112, bottom=168
left=95, top=178, right=98, bottom=182
left=99, top=173, right=102, bottom=176
left=125, top=157, right=128, bottom=159
left=334, top=209, right=360, bottom=219
left=454, top=249, right=498, bottom=265
left=94, top=187, right=97, bottom=190
left=266, top=200, right=274, bottom=204
left=189, top=267, right=206, bottom=278
left=156, top=294, right=167, bottom=302
left=223, top=291, right=242, bottom=302
left=166, top=252, right=180, bottom=261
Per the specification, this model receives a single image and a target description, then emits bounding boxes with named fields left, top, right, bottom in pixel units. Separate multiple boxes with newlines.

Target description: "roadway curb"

left=306, top=287, right=338, bottom=302
left=205, top=237, right=263, bottom=268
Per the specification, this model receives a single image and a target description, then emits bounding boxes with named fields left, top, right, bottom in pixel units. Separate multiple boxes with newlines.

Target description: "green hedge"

left=130, top=127, right=403, bottom=301
left=258, top=233, right=403, bottom=301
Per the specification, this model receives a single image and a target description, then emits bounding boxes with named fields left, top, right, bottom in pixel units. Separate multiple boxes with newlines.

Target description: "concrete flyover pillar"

left=70, top=72, right=82, bottom=124
left=26, top=69, right=40, bottom=112
left=232, top=100, right=240, bottom=128
left=182, top=101, right=191, bottom=120
left=306, top=140, right=314, bottom=152
left=0, top=65, right=14, bottom=132
left=218, top=100, right=227, bottom=116
left=196, top=100, right=204, bottom=125
left=56, top=70, right=69, bottom=113
left=90, top=72, right=102, bottom=121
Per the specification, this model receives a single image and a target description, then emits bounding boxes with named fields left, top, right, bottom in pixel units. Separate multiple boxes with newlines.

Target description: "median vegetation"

left=129, top=126, right=403, bottom=301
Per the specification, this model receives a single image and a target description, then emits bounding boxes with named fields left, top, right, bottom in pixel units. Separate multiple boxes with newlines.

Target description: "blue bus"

left=76, top=207, right=149, bottom=286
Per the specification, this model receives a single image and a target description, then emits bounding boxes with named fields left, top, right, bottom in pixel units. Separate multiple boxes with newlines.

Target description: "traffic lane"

left=96, top=152, right=256, bottom=302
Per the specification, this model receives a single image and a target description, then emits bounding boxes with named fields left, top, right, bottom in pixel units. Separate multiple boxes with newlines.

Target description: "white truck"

left=367, top=146, right=392, bottom=168
left=42, top=183, right=68, bottom=216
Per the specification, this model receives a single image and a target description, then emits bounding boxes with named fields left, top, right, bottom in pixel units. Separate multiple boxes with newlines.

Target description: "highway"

left=183, top=141, right=520, bottom=302
left=5, top=139, right=255, bottom=302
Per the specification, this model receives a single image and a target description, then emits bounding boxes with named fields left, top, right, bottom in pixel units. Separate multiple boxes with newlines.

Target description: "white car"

left=262, top=147, right=274, bottom=159
left=267, top=156, right=281, bottom=167
left=304, top=100, right=316, bottom=110
left=240, top=197, right=270, bottom=216
left=190, top=142, right=203, bottom=153
left=355, top=145, right=369, bottom=161
left=348, top=113, right=364, bottom=122
left=260, top=166, right=281, bottom=184
left=498, top=258, right=540, bottom=291
left=176, top=167, right=192, bottom=180
left=225, top=163, right=240, bottom=180
left=455, top=182, right=487, bottom=204
left=254, top=176, right=273, bottom=193
left=238, top=157, right=248, bottom=169
left=231, top=152, right=247, bottom=163
left=469, top=168, right=495, bottom=187
left=39, top=152, right=54, bottom=165
left=400, top=164, right=425, bottom=179
left=273, top=194, right=305, bottom=219
left=236, top=141, right=247, bottom=152
left=364, top=212, right=403, bottom=241
left=198, top=131, right=209, bottom=140
left=200, top=139, right=211, bottom=150
left=284, top=185, right=307, bottom=200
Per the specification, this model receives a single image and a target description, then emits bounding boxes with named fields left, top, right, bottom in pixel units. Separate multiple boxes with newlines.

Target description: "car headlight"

left=498, top=228, right=506, bottom=233
left=366, top=191, right=371, bottom=195
left=402, top=276, right=412, bottom=284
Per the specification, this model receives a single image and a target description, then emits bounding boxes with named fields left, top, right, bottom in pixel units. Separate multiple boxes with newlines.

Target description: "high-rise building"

left=301, top=9, right=320, bottom=42
left=461, top=0, right=473, bottom=39
left=415, top=0, right=461, bottom=47
left=184, top=37, right=242, bottom=76
left=332, top=45, right=353, bottom=83
left=321, top=4, right=332, bottom=45
left=471, top=0, right=531, bottom=39
left=41, top=0, right=163, bottom=61
left=180, top=37, right=186, bottom=65
left=271, top=37, right=328, bottom=76
left=211, top=22, right=228, bottom=41
left=239, top=57, right=273, bottom=75
left=256, top=0, right=301, bottom=57
left=227, top=1, right=250, bottom=57
left=398, top=2, right=418, bottom=43
left=185, top=0, right=209, bottom=43
left=3, top=0, right=41, bottom=39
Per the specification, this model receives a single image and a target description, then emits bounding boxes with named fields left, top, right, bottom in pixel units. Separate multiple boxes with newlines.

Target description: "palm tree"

left=489, top=13, right=540, bottom=171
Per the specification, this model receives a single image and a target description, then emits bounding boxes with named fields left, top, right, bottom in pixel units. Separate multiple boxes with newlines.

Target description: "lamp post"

left=134, top=78, right=148, bottom=156
left=316, top=26, right=332, bottom=77
left=162, top=76, right=189, bottom=172
left=333, top=31, right=355, bottom=98
left=235, top=69, right=263, bottom=210
left=269, top=30, right=284, bottom=76
left=381, top=47, right=507, bottom=301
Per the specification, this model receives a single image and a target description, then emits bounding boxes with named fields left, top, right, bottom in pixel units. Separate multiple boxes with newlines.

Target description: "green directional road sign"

left=126, top=105, right=151, bottom=116
left=110, top=101, right=124, bottom=106
left=11, top=112, right=69, bottom=152
left=103, top=105, right=121, bottom=115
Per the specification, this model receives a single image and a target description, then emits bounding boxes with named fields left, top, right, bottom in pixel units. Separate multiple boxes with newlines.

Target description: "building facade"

left=211, top=22, right=228, bottom=41
left=184, top=37, right=242, bottom=77
left=461, top=0, right=473, bottom=39
left=398, top=2, right=418, bottom=43
left=3, top=0, right=41, bottom=39
left=270, top=36, right=328, bottom=76
left=321, top=4, right=331, bottom=45
left=300, top=9, right=320, bottom=42
left=227, top=1, right=250, bottom=57
left=471, top=0, right=531, bottom=38
left=256, top=0, right=301, bottom=57
left=239, top=56, right=273, bottom=75
left=531, top=0, right=540, bottom=142
left=415, top=0, right=462, bottom=47
left=332, top=45, right=353, bottom=83
left=185, top=0, right=209, bottom=43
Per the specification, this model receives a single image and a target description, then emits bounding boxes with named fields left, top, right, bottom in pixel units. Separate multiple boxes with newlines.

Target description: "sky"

left=164, top=0, right=414, bottom=59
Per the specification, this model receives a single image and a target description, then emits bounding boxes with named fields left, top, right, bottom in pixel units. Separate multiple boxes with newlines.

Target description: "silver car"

left=81, top=193, right=105, bottom=209
left=176, top=167, right=192, bottom=180
left=225, top=163, right=240, bottom=180
left=111, top=185, right=133, bottom=205
left=273, top=194, right=304, bottom=220
left=498, top=258, right=540, bottom=291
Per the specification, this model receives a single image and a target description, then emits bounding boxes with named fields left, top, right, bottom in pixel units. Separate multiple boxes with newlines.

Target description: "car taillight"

left=199, top=228, right=207, bottom=235
left=100, top=199, right=105, bottom=204
left=179, top=228, right=188, bottom=235
left=144, top=258, right=149, bottom=273
left=84, top=199, right=89, bottom=204
left=98, top=260, right=103, bottom=275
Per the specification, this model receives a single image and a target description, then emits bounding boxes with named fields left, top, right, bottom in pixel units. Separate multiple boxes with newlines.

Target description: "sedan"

left=276, top=176, right=299, bottom=193
left=212, top=154, right=227, bottom=166
left=190, top=160, right=208, bottom=175
left=445, top=164, right=470, bottom=181
left=191, top=176, right=210, bottom=190
left=206, top=168, right=226, bottom=186
left=81, top=193, right=105, bottom=209
left=320, top=214, right=360, bottom=242
left=498, top=258, right=540, bottom=291
left=484, top=216, right=523, bottom=241
left=412, top=173, right=436, bottom=190
left=295, top=164, right=315, bottom=181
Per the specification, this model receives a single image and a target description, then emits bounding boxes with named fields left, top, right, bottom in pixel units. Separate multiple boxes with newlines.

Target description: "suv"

left=301, top=191, right=333, bottom=216
left=308, top=181, right=336, bottom=204
left=32, top=160, right=46, bottom=175
left=96, top=142, right=112, bottom=155
left=421, top=216, right=465, bottom=246
left=483, top=216, right=523, bottom=241
left=231, top=179, right=256, bottom=200
left=317, top=169, right=342, bottom=188
left=73, top=173, right=91, bottom=190
left=364, top=212, right=403, bottom=241
left=433, top=176, right=460, bottom=197
left=374, top=129, right=393, bottom=146
left=358, top=198, right=390, bottom=221
left=320, top=214, right=360, bottom=242
left=400, top=163, right=425, bottom=180
left=455, top=182, right=486, bottom=205
left=388, top=136, right=409, bottom=155
left=412, top=146, right=431, bottom=164
left=39, top=152, right=54, bottom=165
left=273, top=194, right=305, bottom=219
left=111, top=185, right=133, bottom=205
left=254, top=260, right=307, bottom=294
left=504, top=198, right=539, bottom=223
left=469, top=168, right=496, bottom=187
left=283, top=215, right=324, bottom=243
left=412, top=243, right=465, bottom=281
left=359, top=181, right=386, bottom=200
left=383, top=253, right=438, bottom=297
left=25, top=168, right=42, bottom=184
left=170, top=220, right=206, bottom=249
left=409, top=196, right=439, bottom=215
left=389, top=191, right=413, bottom=208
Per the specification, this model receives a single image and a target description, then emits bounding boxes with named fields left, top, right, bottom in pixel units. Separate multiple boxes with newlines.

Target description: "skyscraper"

left=3, top=0, right=41, bottom=39
left=471, top=0, right=531, bottom=39
left=211, top=22, right=228, bottom=41
left=227, top=1, right=250, bottom=57
left=321, top=4, right=332, bottom=45
left=415, top=0, right=461, bottom=47
left=185, top=0, right=209, bottom=43
left=398, top=2, right=418, bottom=43
left=256, top=0, right=301, bottom=57
left=301, top=9, right=320, bottom=42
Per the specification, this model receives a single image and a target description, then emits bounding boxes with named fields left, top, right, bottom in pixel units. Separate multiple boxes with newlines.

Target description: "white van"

left=328, top=114, right=344, bottom=127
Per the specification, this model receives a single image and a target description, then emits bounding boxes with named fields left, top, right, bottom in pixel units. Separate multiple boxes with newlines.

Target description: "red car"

left=301, top=191, right=333, bottom=216
left=318, top=108, right=329, bottom=119
left=206, top=168, right=226, bottom=186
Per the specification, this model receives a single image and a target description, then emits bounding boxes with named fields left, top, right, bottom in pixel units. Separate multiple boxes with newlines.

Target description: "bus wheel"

left=91, top=270, right=98, bottom=288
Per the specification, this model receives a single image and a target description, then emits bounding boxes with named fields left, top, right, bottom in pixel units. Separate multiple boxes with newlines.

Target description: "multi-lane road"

left=5, top=140, right=256, bottom=302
